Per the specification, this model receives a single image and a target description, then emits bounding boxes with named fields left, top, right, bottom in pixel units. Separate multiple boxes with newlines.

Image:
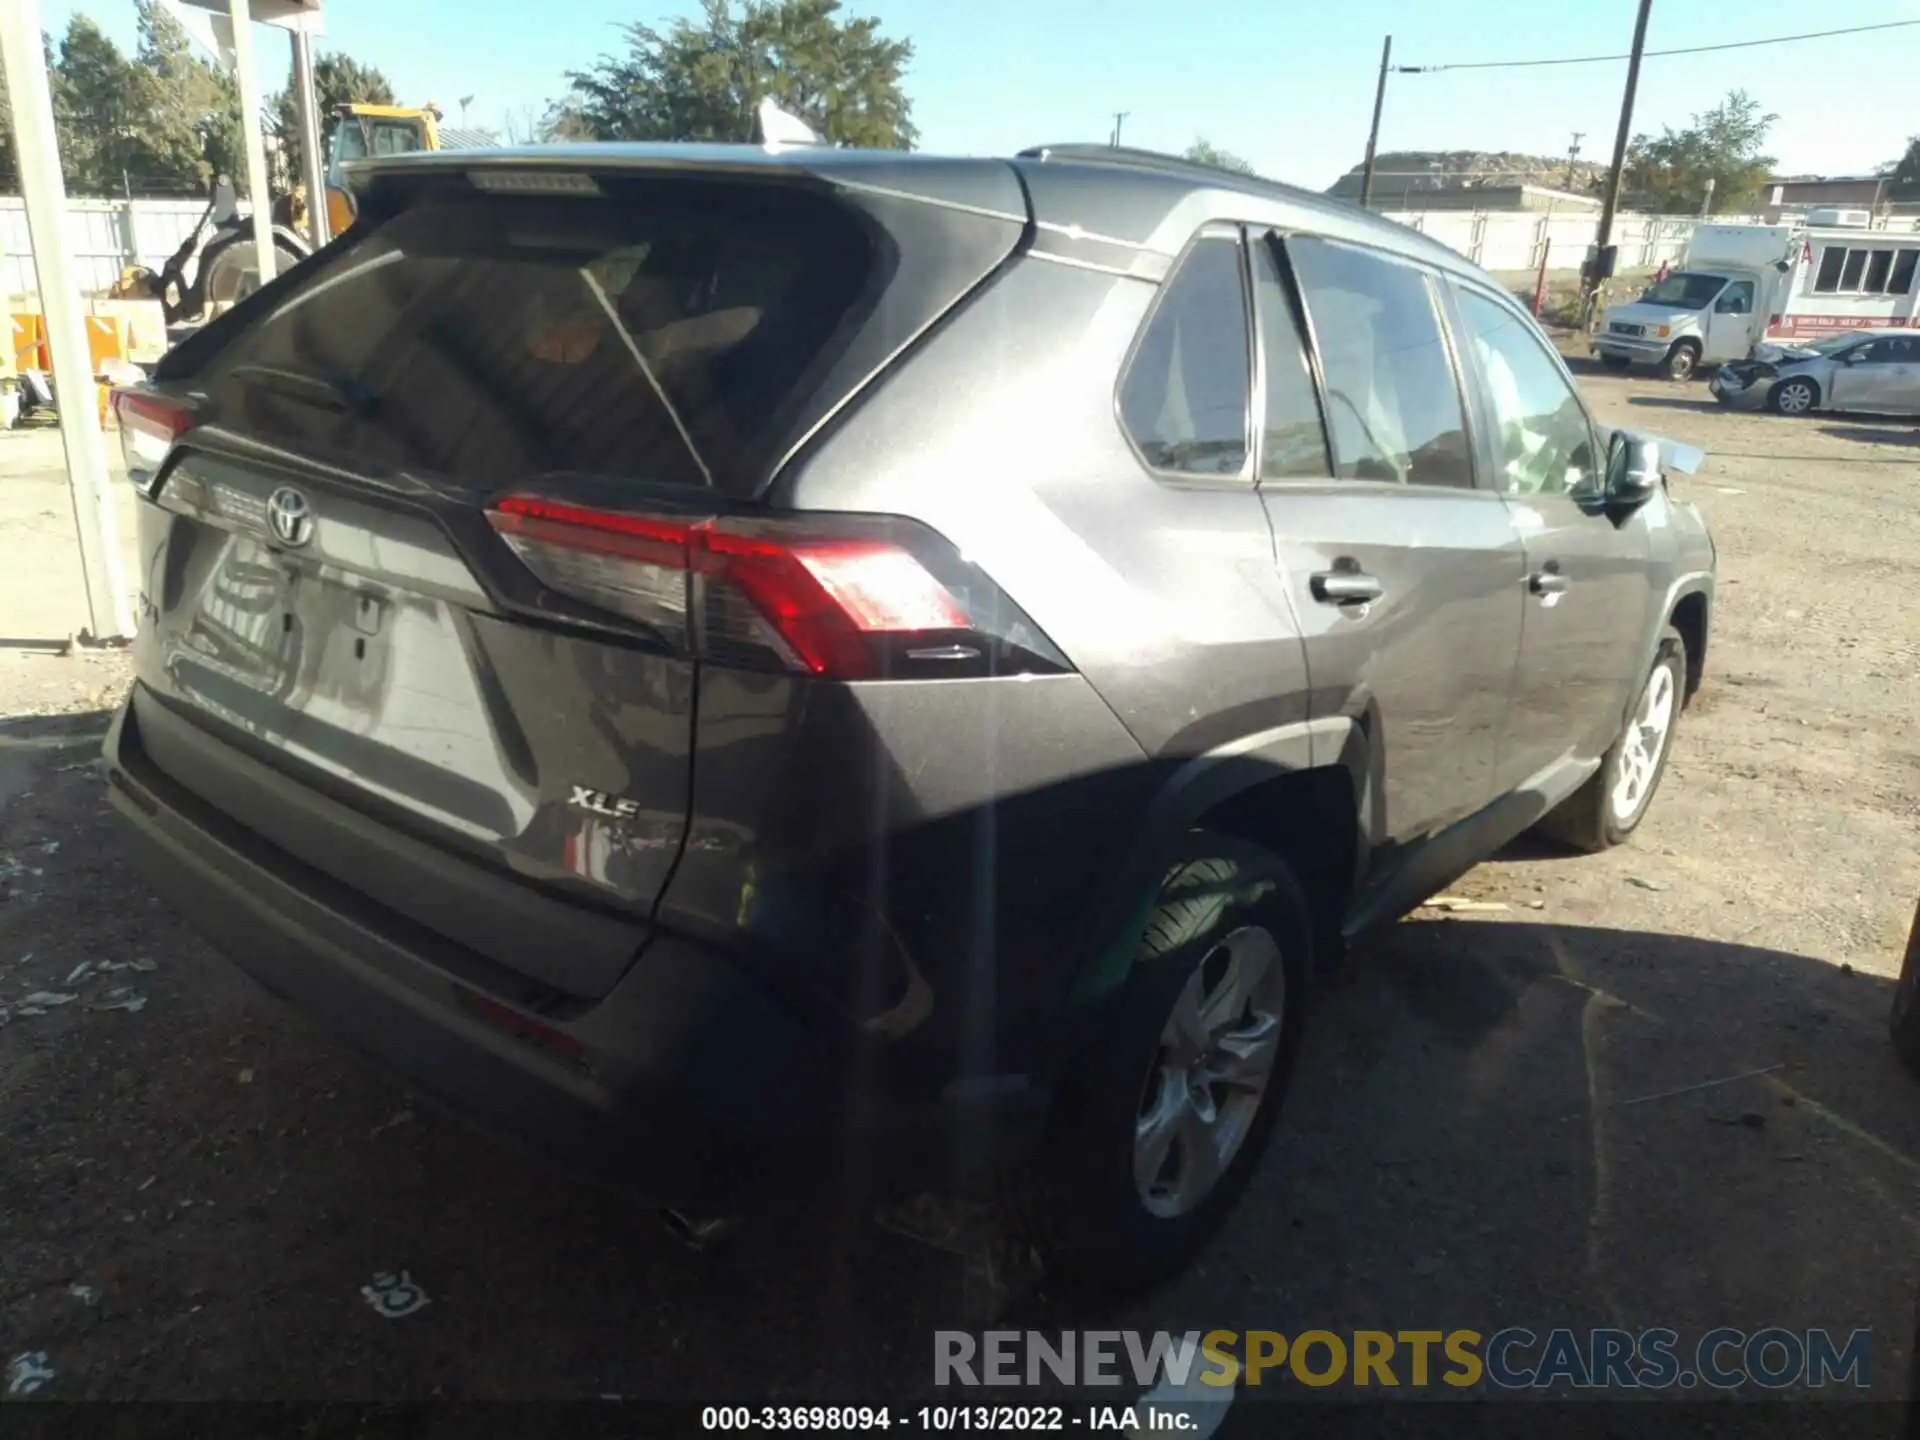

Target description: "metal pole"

left=1358, top=35, right=1392, bottom=210
left=0, top=0, right=132, bottom=643
left=1111, top=112, right=1128, bottom=148
left=290, top=25, right=329, bottom=248
left=228, top=0, right=276, bottom=288
left=1591, top=0, right=1654, bottom=299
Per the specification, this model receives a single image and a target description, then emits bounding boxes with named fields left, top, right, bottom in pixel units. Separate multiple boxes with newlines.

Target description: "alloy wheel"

left=1610, top=661, right=1677, bottom=825
left=1134, top=926, right=1287, bottom=1219
left=1776, top=381, right=1815, bottom=415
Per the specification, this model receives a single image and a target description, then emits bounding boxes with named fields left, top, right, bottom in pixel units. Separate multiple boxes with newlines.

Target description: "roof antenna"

left=753, top=97, right=822, bottom=148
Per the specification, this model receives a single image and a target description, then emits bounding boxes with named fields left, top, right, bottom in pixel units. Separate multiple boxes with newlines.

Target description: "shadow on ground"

left=1559, top=355, right=1624, bottom=379
left=1823, top=424, right=1920, bottom=449
left=2, top=716, right=1915, bottom=1405
left=1628, top=395, right=1728, bottom=417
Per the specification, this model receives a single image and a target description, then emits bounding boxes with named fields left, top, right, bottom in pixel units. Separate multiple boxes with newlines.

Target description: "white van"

left=1593, top=218, right=1920, bottom=380
left=1593, top=225, right=1799, bottom=379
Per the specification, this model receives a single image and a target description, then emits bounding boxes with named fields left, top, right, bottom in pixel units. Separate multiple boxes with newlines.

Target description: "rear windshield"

left=195, top=178, right=877, bottom=496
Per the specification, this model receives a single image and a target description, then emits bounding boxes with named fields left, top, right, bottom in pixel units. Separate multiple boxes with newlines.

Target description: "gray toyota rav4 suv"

left=106, top=141, right=1714, bottom=1290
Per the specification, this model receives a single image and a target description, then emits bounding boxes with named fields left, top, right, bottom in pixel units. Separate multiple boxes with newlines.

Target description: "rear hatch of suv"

left=118, top=152, right=1029, bottom=1002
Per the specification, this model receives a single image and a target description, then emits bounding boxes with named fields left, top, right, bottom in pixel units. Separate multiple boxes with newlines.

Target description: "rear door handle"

left=1529, top=569, right=1570, bottom=596
left=1311, top=570, right=1384, bottom=605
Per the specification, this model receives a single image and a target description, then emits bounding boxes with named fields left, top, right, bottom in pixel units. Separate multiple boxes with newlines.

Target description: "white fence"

left=6, top=196, right=1686, bottom=293
left=0, top=197, right=208, bottom=296
left=1384, top=207, right=1920, bottom=275
left=1382, top=209, right=1753, bottom=275
left=0, top=195, right=1914, bottom=298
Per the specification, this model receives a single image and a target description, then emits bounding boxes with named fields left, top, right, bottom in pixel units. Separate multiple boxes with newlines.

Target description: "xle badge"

left=569, top=785, right=641, bottom=820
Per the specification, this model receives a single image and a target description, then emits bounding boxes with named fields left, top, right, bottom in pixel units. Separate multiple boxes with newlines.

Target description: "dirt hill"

left=1326, top=150, right=1606, bottom=199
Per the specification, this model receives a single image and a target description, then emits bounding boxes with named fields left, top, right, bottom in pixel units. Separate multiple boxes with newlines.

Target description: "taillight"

left=486, top=494, right=1068, bottom=682
left=111, top=390, right=190, bottom=489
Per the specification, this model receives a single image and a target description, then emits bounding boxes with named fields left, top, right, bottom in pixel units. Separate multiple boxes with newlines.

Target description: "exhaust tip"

left=658, top=1208, right=738, bottom=1252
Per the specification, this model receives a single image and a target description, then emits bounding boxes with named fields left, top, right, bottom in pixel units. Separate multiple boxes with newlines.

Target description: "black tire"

left=203, top=238, right=304, bottom=310
left=1661, top=341, right=1701, bottom=381
left=1769, top=376, right=1820, bottom=417
left=1889, top=902, right=1920, bottom=1078
left=1005, top=833, right=1313, bottom=1294
left=1600, top=353, right=1633, bottom=371
left=1537, top=627, right=1687, bottom=853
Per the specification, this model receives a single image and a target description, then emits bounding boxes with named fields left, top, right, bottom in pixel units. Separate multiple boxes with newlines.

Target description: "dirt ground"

left=1, top=362, right=1918, bottom=1419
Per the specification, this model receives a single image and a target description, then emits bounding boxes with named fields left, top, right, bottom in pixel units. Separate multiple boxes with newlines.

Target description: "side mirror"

left=1606, top=432, right=1662, bottom=508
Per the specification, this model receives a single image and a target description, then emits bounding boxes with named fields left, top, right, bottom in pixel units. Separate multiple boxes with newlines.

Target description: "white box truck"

left=1592, top=216, right=1920, bottom=379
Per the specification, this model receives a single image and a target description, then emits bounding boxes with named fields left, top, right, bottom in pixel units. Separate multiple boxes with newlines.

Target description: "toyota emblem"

left=266, top=486, right=314, bottom=548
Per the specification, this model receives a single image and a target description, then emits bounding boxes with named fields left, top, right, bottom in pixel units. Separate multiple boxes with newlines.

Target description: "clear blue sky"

left=43, top=0, right=1920, bottom=190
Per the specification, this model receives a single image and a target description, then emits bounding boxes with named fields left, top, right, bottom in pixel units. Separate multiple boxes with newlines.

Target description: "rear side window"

left=195, top=180, right=876, bottom=497
left=1288, top=237, right=1473, bottom=489
left=1119, top=234, right=1251, bottom=477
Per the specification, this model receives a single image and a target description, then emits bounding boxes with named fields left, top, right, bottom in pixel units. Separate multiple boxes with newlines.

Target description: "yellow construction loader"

left=109, top=104, right=496, bottom=327
left=321, top=103, right=497, bottom=237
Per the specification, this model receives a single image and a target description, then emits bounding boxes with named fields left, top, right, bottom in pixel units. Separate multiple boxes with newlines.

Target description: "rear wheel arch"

left=1194, top=765, right=1362, bottom=961
left=1069, top=722, right=1368, bottom=1007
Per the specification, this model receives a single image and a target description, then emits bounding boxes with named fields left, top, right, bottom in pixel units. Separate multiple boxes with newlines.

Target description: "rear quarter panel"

left=780, top=253, right=1313, bottom=762
left=667, top=252, right=1315, bottom=1064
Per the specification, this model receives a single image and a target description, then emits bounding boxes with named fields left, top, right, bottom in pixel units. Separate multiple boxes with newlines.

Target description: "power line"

left=1398, top=17, right=1920, bottom=74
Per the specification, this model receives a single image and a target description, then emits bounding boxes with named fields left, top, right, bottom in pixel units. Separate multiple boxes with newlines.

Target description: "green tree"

left=1883, top=136, right=1920, bottom=201
left=50, top=16, right=147, bottom=195
left=559, top=0, right=916, bottom=148
left=0, top=56, right=13, bottom=190
left=267, top=51, right=397, bottom=183
left=1621, top=89, right=1777, bottom=214
left=132, top=0, right=242, bottom=195
left=537, top=99, right=599, bottom=143
left=1182, top=138, right=1255, bottom=177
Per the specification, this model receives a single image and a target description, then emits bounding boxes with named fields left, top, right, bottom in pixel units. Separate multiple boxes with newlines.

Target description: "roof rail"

left=1018, top=142, right=1404, bottom=232
left=1017, top=143, right=1259, bottom=184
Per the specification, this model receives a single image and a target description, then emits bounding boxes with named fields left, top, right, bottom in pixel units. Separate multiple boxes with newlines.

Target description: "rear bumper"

left=103, top=691, right=1048, bottom=1213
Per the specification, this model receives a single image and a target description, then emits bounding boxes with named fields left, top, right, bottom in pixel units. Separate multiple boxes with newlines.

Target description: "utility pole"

left=1699, top=176, right=1716, bottom=217
left=1564, top=131, right=1585, bottom=190
left=1110, top=111, right=1129, bottom=148
left=1588, top=0, right=1654, bottom=311
left=1358, top=35, right=1392, bottom=210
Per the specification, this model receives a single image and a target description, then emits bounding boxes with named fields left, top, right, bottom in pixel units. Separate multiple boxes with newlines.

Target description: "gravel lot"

left=1, top=361, right=1917, bottom=1417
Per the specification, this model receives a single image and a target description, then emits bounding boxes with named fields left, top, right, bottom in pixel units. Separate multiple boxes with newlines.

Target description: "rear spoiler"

left=340, top=144, right=1033, bottom=226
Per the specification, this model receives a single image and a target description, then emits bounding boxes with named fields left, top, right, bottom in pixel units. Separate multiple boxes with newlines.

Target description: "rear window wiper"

left=225, top=363, right=380, bottom=419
